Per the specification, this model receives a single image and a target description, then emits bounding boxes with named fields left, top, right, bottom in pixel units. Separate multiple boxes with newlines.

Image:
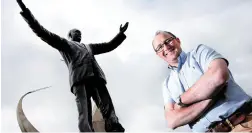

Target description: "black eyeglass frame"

left=154, top=37, right=176, bottom=53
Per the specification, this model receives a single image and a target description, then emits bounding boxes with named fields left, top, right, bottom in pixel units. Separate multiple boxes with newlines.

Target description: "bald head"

left=152, top=30, right=182, bottom=66
left=68, top=28, right=82, bottom=42
left=152, top=31, right=176, bottom=50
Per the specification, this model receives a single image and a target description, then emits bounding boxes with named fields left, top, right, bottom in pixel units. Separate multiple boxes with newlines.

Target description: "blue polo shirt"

left=162, top=44, right=251, bottom=132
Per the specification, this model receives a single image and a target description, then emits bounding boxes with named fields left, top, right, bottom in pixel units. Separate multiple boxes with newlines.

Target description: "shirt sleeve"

left=193, top=44, right=229, bottom=72
left=162, top=79, right=175, bottom=107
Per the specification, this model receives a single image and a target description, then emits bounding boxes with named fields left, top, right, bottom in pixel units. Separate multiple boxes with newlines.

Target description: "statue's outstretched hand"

left=119, top=22, right=129, bottom=33
left=17, top=0, right=27, bottom=11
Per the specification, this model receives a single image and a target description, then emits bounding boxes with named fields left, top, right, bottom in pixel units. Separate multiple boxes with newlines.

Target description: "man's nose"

left=163, top=44, right=169, bottom=51
left=162, top=45, right=168, bottom=56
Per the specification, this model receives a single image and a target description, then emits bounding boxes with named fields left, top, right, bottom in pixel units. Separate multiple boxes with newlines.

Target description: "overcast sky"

left=2, top=0, right=252, bottom=132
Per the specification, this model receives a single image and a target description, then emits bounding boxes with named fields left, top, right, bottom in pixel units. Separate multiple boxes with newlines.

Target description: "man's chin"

left=165, top=55, right=177, bottom=61
left=165, top=57, right=179, bottom=64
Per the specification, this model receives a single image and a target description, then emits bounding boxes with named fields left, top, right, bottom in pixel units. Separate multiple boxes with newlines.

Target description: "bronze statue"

left=17, top=0, right=128, bottom=132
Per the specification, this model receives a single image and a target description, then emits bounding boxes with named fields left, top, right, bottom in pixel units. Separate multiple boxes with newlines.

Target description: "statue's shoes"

left=105, top=121, right=125, bottom=132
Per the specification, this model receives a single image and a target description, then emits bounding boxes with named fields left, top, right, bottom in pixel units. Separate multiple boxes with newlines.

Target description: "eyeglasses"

left=154, top=37, right=176, bottom=53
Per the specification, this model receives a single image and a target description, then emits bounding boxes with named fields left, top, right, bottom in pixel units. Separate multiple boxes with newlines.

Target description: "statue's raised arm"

left=16, top=0, right=70, bottom=52
left=88, top=22, right=129, bottom=55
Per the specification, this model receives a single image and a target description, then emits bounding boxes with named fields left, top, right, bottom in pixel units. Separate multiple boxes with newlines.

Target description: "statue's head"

left=67, top=28, right=82, bottom=42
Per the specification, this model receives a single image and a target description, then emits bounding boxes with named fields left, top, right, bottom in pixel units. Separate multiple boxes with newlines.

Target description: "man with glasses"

left=152, top=30, right=252, bottom=132
left=17, top=0, right=128, bottom=132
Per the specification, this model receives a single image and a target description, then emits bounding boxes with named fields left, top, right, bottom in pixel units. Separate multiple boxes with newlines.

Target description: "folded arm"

left=181, top=59, right=229, bottom=105
left=165, top=99, right=213, bottom=129
left=180, top=45, right=229, bottom=105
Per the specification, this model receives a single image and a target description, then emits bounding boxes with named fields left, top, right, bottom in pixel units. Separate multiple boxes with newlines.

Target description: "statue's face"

left=69, top=29, right=82, bottom=42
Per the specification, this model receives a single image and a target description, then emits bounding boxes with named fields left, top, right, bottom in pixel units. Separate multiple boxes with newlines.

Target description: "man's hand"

left=174, top=104, right=183, bottom=110
left=119, top=22, right=129, bottom=33
left=17, top=0, right=27, bottom=11
left=165, top=99, right=213, bottom=129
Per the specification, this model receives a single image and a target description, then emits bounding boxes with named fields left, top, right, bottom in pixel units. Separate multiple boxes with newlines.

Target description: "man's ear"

left=176, top=38, right=181, bottom=44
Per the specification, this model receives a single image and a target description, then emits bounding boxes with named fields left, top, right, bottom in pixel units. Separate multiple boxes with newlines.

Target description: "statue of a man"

left=17, top=0, right=128, bottom=132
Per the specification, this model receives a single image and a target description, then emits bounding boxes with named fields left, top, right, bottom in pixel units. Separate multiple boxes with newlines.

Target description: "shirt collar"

left=168, top=51, right=187, bottom=72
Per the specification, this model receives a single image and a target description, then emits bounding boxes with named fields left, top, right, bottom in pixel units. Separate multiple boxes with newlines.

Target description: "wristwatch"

left=178, top=96, right=189, bottom=107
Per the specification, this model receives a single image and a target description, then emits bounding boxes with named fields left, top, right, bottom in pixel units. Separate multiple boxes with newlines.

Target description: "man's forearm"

left=166, top=99, right=212, bottom=129
left=180, top=66, right=228, bottom=105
